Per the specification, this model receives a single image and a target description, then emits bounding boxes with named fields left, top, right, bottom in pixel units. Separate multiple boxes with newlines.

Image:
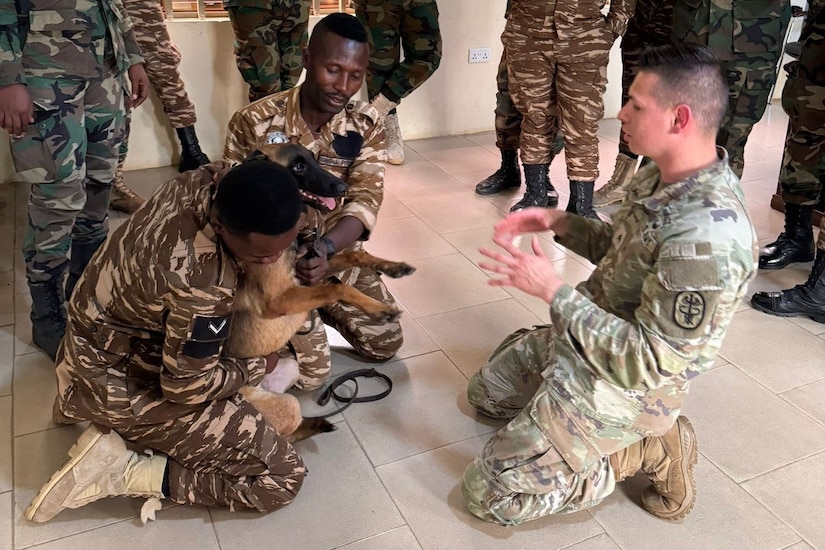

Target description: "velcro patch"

left=190, top=315, right=232, bottom=341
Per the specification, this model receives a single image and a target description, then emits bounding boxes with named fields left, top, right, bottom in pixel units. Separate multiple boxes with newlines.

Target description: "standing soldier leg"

left=227, top=6, right=285, bottom=102
left=108, top=114, right=145, bottom=215
left=277, top=0, right=309, bottom=91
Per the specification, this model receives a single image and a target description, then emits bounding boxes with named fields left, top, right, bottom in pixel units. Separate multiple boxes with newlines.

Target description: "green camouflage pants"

left=503, top=29, right=610, bottom=178
left=718, top=58, right=781, bottom=179
left=12, top=73, right=125, bottom=283
left=227, top=0, right=309, bottom=102
left=779, top=72, right=825, bottom=207
left=353, top=0, right=442, bottom=104
left=123, top=0, right=197, bottom=128
left=286, top=265, right=403, bottom=390
left=462, top=326, right=616, bottom=525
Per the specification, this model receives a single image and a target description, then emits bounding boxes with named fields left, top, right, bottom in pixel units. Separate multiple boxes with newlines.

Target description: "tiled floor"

left=3, top=104, right=825, bottom=549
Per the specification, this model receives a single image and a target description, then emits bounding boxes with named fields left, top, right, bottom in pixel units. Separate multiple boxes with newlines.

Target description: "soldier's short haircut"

left=310, top=12, right=368, bottom=46
left=638, top=43, right=729, bottom=136
left=214, top=157, right=303, bottom=236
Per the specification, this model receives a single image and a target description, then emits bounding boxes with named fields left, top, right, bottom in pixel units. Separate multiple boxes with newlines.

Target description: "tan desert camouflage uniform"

left=673, top=0, right=791, bottom=178
left=225, top=86, right=400, bottom=390
left=54, top=162, right=306, bottom=512
left=503, top=0, right=635, bottom=178
left=462, top=150, right=758, bottom=525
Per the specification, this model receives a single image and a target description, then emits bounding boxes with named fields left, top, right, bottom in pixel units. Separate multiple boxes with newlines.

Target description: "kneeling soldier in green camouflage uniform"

left=26, top=158, right=307, bottom=522
left=0, top=0, right=148, bottom=360
left=462, top=44, right=757, bottom=525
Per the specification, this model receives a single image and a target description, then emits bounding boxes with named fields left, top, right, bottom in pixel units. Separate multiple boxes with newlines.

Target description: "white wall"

left=1, top=4, right=626, bottom=181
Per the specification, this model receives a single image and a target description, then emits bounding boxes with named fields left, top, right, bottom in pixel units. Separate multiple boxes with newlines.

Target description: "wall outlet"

left=468, top=47, right=492, bottom=63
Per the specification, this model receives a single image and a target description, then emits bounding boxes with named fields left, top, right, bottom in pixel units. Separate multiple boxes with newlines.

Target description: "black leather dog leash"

left=305, top=368, right=393, bottom=419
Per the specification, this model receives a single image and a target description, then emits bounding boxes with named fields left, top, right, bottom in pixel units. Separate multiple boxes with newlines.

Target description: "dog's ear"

left=244, top=149, right=269, bottom=163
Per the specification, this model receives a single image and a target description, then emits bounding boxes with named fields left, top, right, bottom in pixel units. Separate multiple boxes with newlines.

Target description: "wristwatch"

left=321, top=236, right=335, bottom=259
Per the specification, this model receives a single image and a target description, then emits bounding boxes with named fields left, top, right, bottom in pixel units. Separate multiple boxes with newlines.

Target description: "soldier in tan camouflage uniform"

left=25, top=158, right=308, bottom=522
left=462, top=44, right=757, bottom=525
left=353, top=0, right=442, bottom=165
left=225, top=13, right=401, bottom=391
left=0, top=0, right=148, bottom=360
left=110, top=0, right=212, bottom=215
left=225, top=0, right=310, bottom=102
left=503, top=0, right=635, bottom=218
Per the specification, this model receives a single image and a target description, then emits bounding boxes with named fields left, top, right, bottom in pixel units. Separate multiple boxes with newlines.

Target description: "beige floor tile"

left=419, top=146, right=501, bottom=176
left=781, top=379, right=825, bottom=425
left=376, top=191, right=415, bottom=221
left=384, top=163, right=462, bottom=202
left=14, top=426, right=143, bottom=549
left=681, top=365, right=825, bottom=482
left=342, top=351, right=499, bottom=466
left=384, top=254, right=510, bottom=318
left=404, top=188, right=506, bottom=234
left=749, top=262, right=816, bottom=298
left=0, top=492, right=10, bottom=550
left=742, top=451, right=825, bottom=549
left=376, top=436, right=605, bottom=550
left=417, top=300, right=543, bottom=378
left=406, top=135, right=478, bottom=154
left=0, top=397, right=10, bottom=493
left=441, top=227, right=569, bottom=270
left=366, top=216, right=457, bottom=262
left=463, top=130, right=497, bottom=150
left=590, top=457, right=799, bottom=550
left=718, top=309, right=825, bottom=394
left=0, top=273, right=14, bottom=328
left=564, top=534, right=622, bottom=550
left=0, top=325, right=13, bottom=396
left=210, top=424, right=405, bottom=550
left=337, top=527, right=422, bottom=550
left=782, top=542, right=816, bottom=550
left=787, top=313, right=825, bottom=336
left=29, top=505, right=219, bottom=550
left=13, top=352, right=59, bottom=437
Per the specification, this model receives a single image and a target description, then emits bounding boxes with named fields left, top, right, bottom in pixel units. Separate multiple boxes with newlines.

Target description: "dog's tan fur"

left=228, top=143, right=415, bottom=442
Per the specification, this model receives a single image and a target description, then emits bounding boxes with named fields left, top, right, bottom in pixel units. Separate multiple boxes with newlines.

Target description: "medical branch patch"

left=674, top=291, right=705, bottom=329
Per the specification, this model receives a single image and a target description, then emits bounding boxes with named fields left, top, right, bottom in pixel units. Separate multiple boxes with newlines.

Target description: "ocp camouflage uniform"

left=617, top=0, right=676, bottom=156
left=0, top=0, right=142, bottom=284
left=352, top=0, right=442, bottom=105
left=504, top=0, right=635, bottom=179
left=462, top=149, right=757, bottom=525
left=224, top=0, right=309, bottom=102
left=673, top=0, right=791, bottom=178
left=779, top=0, right=825, bottom=238
left=225, top=85, right=400, bottom=390
left=55, top=162, right=306, bottom=511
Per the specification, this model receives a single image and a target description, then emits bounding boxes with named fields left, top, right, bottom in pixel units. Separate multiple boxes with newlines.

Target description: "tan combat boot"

left=109, top=164, right=145, bottom=215
left=25, top=424, right=166, bottom=523
left=609, top=416, right=698, bottom=521
left=593, top=152, right=639, bottom=208
left=385, top=113, right=405, bottom=165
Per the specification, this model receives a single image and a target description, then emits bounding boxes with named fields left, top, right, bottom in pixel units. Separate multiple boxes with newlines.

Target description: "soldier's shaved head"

left=637, top=43, right=729, bottom=136
left=308, top=13, right=368, bottom=49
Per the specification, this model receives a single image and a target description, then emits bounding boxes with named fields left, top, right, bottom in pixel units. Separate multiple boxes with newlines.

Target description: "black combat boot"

left=65, top=239, right=105, bottom=299
left=759, top=203, right=815, bottom=270
left=566, top=180, right=598, bottom=219
left=176, top=126, right=210, bottom=173
left=510, top=164, right=551, bottom=212
left=476, top=149, right=521, bottom=195
left=29, top=277, right=67, bottom=361
left=751, top=248, right=825, bottom=324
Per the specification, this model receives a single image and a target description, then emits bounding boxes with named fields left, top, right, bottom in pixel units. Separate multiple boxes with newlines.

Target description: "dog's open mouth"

left=299, top=190, right=338, bottom=212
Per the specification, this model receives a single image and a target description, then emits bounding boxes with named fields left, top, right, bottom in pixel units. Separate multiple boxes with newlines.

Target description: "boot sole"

left=387, top=158, right=405, bottom=166
left=24, top=425, right=105, bottom=522
left=652, top=416, right=699, bottom=521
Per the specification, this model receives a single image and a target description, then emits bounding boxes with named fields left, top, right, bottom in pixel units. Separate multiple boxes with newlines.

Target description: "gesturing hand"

left=127, top=64, right=149, bottom=108
left=479, top=234, right=564, bottom=304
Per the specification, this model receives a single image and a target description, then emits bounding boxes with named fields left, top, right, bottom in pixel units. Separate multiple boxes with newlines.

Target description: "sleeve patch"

left=189, top=315, right=232, bottom=341
left=658, top=256, right=726, bottom=291
left=181, top=340, right=222, bottom=359
left=673, top=291, right=706, bottom=329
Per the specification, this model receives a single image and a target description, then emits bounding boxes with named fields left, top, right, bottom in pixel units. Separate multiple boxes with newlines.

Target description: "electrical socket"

left=468, top=47, right=492, bottom=63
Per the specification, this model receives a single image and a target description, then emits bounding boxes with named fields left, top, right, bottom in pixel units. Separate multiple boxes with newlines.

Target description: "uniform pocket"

left=28, top=9, right=95, bottom=32
left=732, top=0, right=785, bottom=53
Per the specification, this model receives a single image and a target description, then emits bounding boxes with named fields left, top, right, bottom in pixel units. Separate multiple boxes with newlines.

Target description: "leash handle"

left=304, top=368, right=392, bottom=419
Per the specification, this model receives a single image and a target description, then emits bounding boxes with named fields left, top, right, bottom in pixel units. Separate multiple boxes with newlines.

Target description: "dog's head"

left=250, top=142, right=348, bottom=213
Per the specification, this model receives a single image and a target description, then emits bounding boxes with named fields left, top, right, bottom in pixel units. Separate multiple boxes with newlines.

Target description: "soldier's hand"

left=0, top=84, right=34, bottom=138
left=494, top=207, right=567, bottom=240
left=295, top=249, right=329, bottom=285
left=127, top=64, right=149, bottom=108
left=480, top=234, right=563, bottom=304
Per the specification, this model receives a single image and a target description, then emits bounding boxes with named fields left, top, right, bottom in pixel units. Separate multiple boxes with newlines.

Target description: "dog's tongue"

left=321, top=197, right=337, bottom=211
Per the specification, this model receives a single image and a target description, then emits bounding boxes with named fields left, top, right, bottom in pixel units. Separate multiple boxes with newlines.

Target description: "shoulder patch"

left=264, top=131, right=290, bottom=145
left=190, top=315, right=232, bottom=341
left=332, top=131, right=364, bottom=158
left=673, top=291, right=705, bottom=329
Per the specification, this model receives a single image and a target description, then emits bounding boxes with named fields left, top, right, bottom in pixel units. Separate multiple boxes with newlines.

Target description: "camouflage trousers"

left=353, top=0, right=442, bottom=104
left=461, top=326, right=616, bottom=525
left=779, top=72, right=825, bottom=207
left=227, top=0, right=309, bottom=102
left=718, top=57, right=782, bottom=179
left=503, top=30, right=610, bottom=178
left=12, top=73, right=125, bottom=283
left=285, top=265, right=403, bottom=391
left=122, top=0, right=197, bottom=128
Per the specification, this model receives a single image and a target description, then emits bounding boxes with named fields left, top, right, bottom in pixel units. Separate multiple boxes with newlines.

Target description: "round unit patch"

left=674, top=291, right=705, bottom=329
left=265, top=131, right=290, bottom=145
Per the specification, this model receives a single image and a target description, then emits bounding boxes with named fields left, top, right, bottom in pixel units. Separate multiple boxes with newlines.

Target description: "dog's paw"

left=380, top=262, right=416, bottom=278
left=382, top=308, right=403, bottom=323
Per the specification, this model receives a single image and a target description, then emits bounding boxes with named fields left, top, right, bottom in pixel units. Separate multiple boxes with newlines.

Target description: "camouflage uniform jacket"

left=505, top=0, right=637, bottom=42
left=792, top=0, right=825, bottom=85
left=672, top=0, right=790, bottom=61
left=543, top=150, right=757, bottom=472
left=224, top=85, right=386, bottom=243
left=0, top=0, right=143, bottom=87
left=56, top=162, right=268, bottom=423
